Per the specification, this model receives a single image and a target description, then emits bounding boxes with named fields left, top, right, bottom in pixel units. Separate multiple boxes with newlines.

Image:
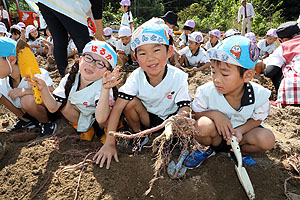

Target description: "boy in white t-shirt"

left=116, top=26, right=135, bottom=67
left=177, top=19, right=195, bottom=49
left=204, top=29, right=221, bottom=50
left=0, top=37, right=56, bottom=136
left=184, top=36, right=275, bottom=169
left=93, top=23, right=192, bottom=169
left=103, top=27, right=116, bottom=50
left=257, top=28, right=277, bottom=59
left=177, top=32, right=210, bottom=70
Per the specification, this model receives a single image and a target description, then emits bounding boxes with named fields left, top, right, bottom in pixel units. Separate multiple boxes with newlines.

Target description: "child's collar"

left=191, top=47, right=200, bottom=56
left=239, top=82, right=255, bottom=109
left=144, top=65, right=168, bottom=83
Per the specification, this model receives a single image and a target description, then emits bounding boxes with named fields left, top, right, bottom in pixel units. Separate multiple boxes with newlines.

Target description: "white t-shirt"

left=116, top=39, right=131, bottom=55
left=179, top=33, right=188, bottom=47
left=205, top=40, right=219, bottom=50
left=257, top=39, right=277, bottom=57
left=192, top=81, right=271, bottom=128
left=178, top=46, right=210, bottom=67
left=105, top=36, right=117, bottom=48
left=263, top=46, right=285, bottom=68
left=118, top=65, right=191, bottom=120
left=0, top=68, right=54, bottom=108
left=121, top=11, right=133, bottom=28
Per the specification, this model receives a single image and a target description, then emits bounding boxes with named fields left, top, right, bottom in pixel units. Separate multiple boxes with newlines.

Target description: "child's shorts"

left=140, top=112, right=176, bottom=131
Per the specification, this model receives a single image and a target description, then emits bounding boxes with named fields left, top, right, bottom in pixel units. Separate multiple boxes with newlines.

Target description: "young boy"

left=204, top=29, right=221, bottom=50
left=177, top=19, right=195, bottom=49
left=184, top=35, right=275, bottom=168
left=257, top=28, right=277, bottom=59
left=0, top=37, right=56, bottom=136
left=103, top=27, right=116, bottom=50
left=93, top=23, right=191, bottom=169
left=177, top=32, right=210, bottom=70
left=116, top=26, right=134, bottom=67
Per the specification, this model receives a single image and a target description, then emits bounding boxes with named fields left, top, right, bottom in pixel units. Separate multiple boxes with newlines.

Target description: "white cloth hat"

left=188, top=32, right=203, bottom=43
left=119, top=26, right=131, bottom=37
left=25, top=25, right=36, bottom=38
left=0, top=25, right=7, bottom=33
left=104, top=27, right=113, bottom=36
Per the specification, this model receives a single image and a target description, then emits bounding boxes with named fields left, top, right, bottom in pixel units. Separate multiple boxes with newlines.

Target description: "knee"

left=257, top=129, right=275, bottom=151
left=123, top=99, right=136, bottom=114
left=20, top=95, right=35, bottom=111
left=195, top=116, right=216, bottom=137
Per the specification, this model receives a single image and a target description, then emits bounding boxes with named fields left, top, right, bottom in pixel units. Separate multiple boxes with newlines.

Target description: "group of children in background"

left=1, top=0, right=300, bottom=180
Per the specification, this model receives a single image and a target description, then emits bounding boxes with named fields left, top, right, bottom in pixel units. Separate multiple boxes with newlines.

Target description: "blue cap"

left=131, top=23, right=169, bottom=51
left=0, top=37, right=16, bottom=57
left=83, top=40, right=118, bottom=69
left=207, top=35, right=259, bottom=70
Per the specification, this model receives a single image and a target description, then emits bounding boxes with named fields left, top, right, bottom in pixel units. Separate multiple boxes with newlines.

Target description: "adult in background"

left=238, top=0, right=255, bottom=36
left=0, top=6, right=10, bottom=31
left=35, top=0, right=104, bottom=77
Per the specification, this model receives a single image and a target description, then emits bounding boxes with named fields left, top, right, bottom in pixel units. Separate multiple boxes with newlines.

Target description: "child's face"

left=12, top=32, right=20, bottom=40
left=209, top=34, right=218, bottom=44
left=104, top=35, right=111, bottom=40
left=135, top=43, right=172, bottom=77
left=79, top=52, right=110, bottom=81
left=188, top=40, right=200, bottom=51
left=0, top=32, right=5, bottom=37
left=211, top=60, right=250, bottom=95
left=165, top=22, right=175, bottom=30
left=266, top=36, right=277, bottom=45
left=183, top=29, right=192, bottom=36
left=120, top=36, right=131, bottom=45
left=30, top=29, right=38, bottom=38
left=121, top=5, right=128, bottom=12
left=0, top=57, right=11, bottom=78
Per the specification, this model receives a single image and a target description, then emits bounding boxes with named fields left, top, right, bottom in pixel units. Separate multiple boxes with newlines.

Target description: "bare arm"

left=235, top=118, right=262, bottom=135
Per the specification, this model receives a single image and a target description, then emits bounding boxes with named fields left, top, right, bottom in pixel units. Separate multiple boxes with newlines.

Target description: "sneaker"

left=228, top=151, right=258, bottom=166
left=6, top=119, right=36, bottom=131
left=40, top=122, right=57, bottom=137
left=184, top=149, right=216, bottom=169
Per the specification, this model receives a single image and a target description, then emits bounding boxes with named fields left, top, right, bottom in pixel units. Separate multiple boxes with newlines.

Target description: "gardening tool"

left=16, top=39, right=42, bottom=104
left=167, top=150, right=188, bottom=179
left=231, top=136, right=255, bottom=200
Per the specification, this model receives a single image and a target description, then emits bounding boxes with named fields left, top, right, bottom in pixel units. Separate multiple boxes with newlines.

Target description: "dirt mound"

left=0, top=61, right=299, bottom=200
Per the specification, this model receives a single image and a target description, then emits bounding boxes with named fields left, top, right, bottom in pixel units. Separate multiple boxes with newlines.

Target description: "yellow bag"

left=16, top=39, right=42, bottom=104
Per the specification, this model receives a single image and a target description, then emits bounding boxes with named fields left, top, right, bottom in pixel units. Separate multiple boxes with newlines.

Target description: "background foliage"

left=103, top=0, right=299, bottom=36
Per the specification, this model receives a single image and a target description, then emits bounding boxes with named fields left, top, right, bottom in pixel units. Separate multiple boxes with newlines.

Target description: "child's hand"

left=8, top=88, right=25, bottom=99
left=93, top=142, right=119, bottom=169
left=25, top=75, right=47, bottom=91
left=102, top=66, right=123, bottom=89
left=213, top=112, right=234, bottom=142
left=227, top=129, right=243, bottom=145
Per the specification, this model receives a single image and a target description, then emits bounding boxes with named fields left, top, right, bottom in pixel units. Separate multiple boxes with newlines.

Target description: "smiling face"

left=211, top=60, right=248, bottom=96
left=79, top=52, right=110, bottom=82
left=30, top=29, right=38, bottom=39
left=135, top=43, right=172, bottom=79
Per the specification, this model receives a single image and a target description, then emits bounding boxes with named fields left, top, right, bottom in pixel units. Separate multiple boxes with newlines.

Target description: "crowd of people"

left=0, top=0, right=299, bottom=180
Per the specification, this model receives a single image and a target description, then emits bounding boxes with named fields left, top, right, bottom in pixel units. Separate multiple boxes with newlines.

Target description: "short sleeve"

left=39, top=68, right=54, bottom=87
left=251, top=100, right=270, bottom=121
left=174, top=79, right=191, bottom=107
left=264, top=46, right=285, bottom=67
left=116, top=40, right=122, bottom=51
left=257, top=40, right=263, bottom=49
left=178, top=46, right=188, bottom=56
left=129, top=12, right=133, bottom=24
left=191, top=87, right=208, bottom=113
left=200, top=50, right=210, bottom=63
left=118, top=70, right=139, bottom=97
left=53, top=74, right=69, bottom=99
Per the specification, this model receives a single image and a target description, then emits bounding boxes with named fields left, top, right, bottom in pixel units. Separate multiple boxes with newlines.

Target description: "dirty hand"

left=93, top=143, right=119, bottom=169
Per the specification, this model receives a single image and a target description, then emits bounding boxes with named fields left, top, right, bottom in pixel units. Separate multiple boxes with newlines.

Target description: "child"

left=184, top=36, right=275, bottom=169
left=160, top=11, right=178, bottom=30
left=120, top=0, right=133, bottom=32
left=177, top=19, right=195, bottom=49
left=116, top=26, right=134, bottom=67
left=0, top=25, right=6, bottom=37
left=257, top=28, right=277, bottom=59
left=17, top=22, right=26, bottom=41
left=29, top=40, right=121, bottom=141
left=177, top=32, right=210, bottom=70
left=93, top=23, right=192, bottom=169
left=26, top=25, right=48, bottom=56
left=103, top=27, right=116, bottom=50
left=0, top=37, right=56, bottom=136
left=245, top=32, right=256, bottom=43
left=42, top=26, right=54, bottom=57
left=204, top=29, right=221, bottom=50
left=10, top=25, right=21, bottom=41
